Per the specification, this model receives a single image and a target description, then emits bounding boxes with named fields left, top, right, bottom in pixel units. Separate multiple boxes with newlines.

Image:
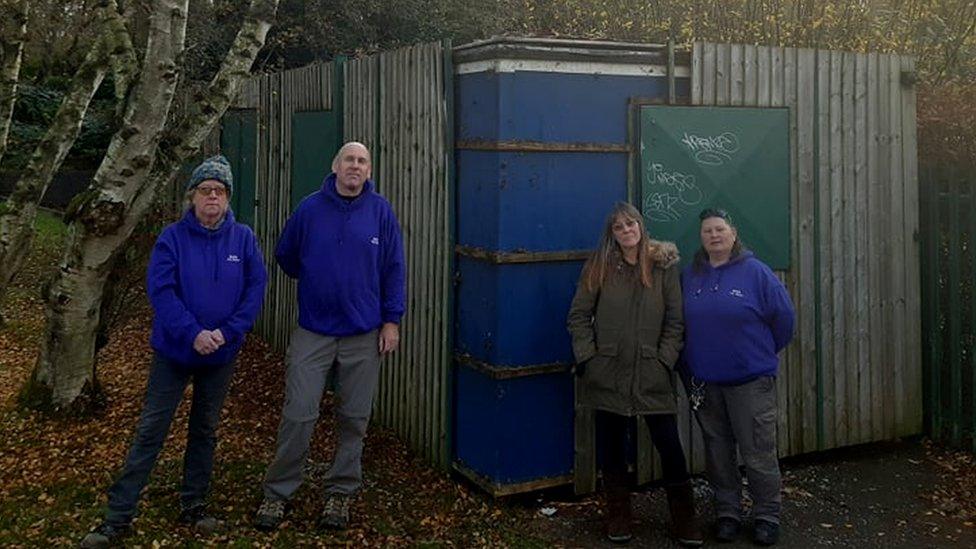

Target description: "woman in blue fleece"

left=681, top=208, right=794, bottom=547
left=81, top=156, right=268, bottom=549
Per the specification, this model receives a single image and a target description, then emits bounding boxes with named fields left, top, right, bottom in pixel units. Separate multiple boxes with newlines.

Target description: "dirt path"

left=513, top=440, right=976, bottom=548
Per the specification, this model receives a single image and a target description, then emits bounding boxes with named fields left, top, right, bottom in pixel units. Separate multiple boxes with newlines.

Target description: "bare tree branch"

left=25, top=0, right=191, bottom=411
left=0, top=0, right=28, bottom=164
left=133, top=0, right=279, bottom=218
left=102, top=0, right=139, bottom=117
left=0, top=0, right=116, bottom=322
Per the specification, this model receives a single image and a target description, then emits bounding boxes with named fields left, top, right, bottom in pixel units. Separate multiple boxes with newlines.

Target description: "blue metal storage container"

left=451, top=38, right=691, bottom=494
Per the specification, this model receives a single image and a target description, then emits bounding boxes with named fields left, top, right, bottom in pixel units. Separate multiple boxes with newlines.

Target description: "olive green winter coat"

left=566, top=242, right=683, bottom=416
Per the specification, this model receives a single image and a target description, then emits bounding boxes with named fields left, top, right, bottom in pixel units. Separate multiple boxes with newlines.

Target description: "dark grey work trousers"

left=696, top=375, right=782, bottom=524
left=262, top=326, right=380, bottom=500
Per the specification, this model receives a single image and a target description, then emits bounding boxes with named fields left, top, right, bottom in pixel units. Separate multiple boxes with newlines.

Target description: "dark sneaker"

left=319, top=493, right=353, bottom=530
left=714, top=517, right=741, bottom=543
left=178, top=503, right=219, bottom=535
left=79, top=522, right=131, bottom=548
left=753, top=519, right=780, bottom=546
left=254, top=497, right=287, bottom=532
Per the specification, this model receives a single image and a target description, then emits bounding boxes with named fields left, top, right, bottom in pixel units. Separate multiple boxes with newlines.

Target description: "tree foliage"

left=209, top=0, right=976, bottom=84
left=496, top=0, right=976, bottom=84
left=17, top=0, right=99, bottom=81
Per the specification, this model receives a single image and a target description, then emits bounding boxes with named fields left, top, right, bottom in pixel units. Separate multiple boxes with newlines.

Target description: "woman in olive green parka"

left=567, top=202, right=702, bottom=547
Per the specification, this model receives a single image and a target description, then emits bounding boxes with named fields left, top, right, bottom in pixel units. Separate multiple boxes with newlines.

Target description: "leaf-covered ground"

left=1, top=212, right=975, bottom=548
left=0, top=213, right=547, bottom=547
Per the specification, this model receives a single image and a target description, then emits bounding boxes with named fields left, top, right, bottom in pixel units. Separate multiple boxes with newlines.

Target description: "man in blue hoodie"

left=255, top=141, right=406, bottom=532
left=81, top=155, right=268, bottom=548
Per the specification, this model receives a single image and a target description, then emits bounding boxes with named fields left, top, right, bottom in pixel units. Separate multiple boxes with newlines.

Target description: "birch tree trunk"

left=135, top=0, right=279, bottom=217
left=0, top=1, right=130, bottom=325
left=0, top=0, right=27, bottom=164
left=22, top=0, right=190, bottom=411
left=22, top=0, right=279, bottom=412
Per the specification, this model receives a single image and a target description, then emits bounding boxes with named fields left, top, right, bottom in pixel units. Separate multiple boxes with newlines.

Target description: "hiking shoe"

left=254, top=497, right=287, bottom=532
left=753, top=519, right=780, bottom=546
left=319, top=493, right=353, bottom=530
left=714, top=517, right=741, bottom=542
left=178, top=503, right=219, bottom=535
left=79, top=522, right=131, bottom=548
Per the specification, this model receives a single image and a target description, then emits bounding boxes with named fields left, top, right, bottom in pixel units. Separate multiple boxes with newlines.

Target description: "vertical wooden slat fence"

left=226, top=42, right=452, bottom=469
left=921, top=165, right=976, bottom=453
left=690, top=42, right=923, bottom=465
left=358, top=42, right=451, bottom=469
left=219, top=38, right=927, bottom=482
left=233, top=64, right=334, bottom=353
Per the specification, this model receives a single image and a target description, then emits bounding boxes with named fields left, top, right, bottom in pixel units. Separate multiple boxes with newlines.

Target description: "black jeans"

left=105, top=353, right=235, bottom=525
left=596, top=410, right=690, bottom=486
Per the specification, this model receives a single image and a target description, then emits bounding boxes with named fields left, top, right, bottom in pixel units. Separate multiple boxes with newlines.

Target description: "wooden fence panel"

left=225, top=44, right=452, bottom=469
left=347, top=42, right=453, bottom=468
left=691, top=42, right=922, bottom=463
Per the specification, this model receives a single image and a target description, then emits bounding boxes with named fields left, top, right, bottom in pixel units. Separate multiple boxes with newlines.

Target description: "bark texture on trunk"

left=0, top=1, right=131, bottom=323
left=105, top=2, right=138, bottom=120
left=26, top=0, right=279, bottom=412
left=0, top=0, right=27, bottom=164
left=26, top=0, right=190, bottom=411
left=135, top=0, right=279, bottom=217
left=0, top=40, right=109, bottom=318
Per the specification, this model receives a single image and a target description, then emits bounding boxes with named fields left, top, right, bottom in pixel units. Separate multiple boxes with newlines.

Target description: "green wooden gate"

left=291, top=110, right=340, bottom=210
left=220, top=109, right=258, bottom=226
left=920, top=163, right=976, bottom=453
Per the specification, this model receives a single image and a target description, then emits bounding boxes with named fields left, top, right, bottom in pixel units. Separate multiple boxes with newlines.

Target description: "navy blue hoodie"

left=681, top=251, right=795, bottom=384
left=147, top=208, right=268, bottom=367
left=275, top=174, right=405, bottom=336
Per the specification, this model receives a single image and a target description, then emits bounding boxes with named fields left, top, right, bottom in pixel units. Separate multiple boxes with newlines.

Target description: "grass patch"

left=498, top=527, right=551, bottom=549
left=0, top=481, right=102, bottom=545
left=34, top=210, right=67, bottom=242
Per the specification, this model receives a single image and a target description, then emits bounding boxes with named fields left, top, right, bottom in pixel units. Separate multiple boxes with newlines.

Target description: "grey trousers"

left=696, top=375, right=782, bottom=524
left=263, top=326, right=380, bottom=500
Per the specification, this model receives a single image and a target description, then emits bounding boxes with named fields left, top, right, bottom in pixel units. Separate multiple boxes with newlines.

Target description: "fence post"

left=924, top=164, right=942, bottom=439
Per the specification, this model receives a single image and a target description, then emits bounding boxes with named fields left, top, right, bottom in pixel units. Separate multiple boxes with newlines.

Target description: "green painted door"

left=291, top=110, right=340, bottom=210
left=220, top=109, right=257, bottom=226
left=639, top=105, right=791, bottom=269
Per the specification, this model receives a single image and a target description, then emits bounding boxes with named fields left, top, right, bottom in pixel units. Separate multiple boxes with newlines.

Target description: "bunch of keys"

left=689, top=377, right=705, bottom=411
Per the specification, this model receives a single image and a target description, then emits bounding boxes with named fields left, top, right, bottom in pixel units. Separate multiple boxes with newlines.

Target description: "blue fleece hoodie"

left=680, top=251, right=795, bottom=384
left=147, top=209, right=268, bottom=367
left=275, top=174, right=406, bottom=336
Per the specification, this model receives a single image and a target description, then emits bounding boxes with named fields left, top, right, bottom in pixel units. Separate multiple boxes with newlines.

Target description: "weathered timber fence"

left=688, top=42, right=922, bottom=463
left=343, top=42, right=453, bottom=468
left=234, top=63, right=335, bottom=353
left=227, top=42, right=453, bottom=468
left=218, top=37, right=924, bottom=486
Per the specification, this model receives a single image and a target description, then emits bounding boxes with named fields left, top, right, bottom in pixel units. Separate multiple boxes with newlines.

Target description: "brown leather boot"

left=666, top=481, right=704, bottom=547
left=604, top=472, right=633, bottom=544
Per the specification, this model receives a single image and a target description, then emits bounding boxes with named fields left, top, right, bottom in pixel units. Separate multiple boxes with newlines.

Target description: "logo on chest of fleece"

left=729, top=288, right=745, bottom=298
left=226, top=254, right=241, bottom=263
left=370, top=236, right=380, bottom=245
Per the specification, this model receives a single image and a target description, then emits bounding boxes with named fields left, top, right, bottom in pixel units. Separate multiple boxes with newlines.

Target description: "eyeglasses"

left=699, top=208, right=731, bottom=222
left=195, top=185, right=227, bottom=197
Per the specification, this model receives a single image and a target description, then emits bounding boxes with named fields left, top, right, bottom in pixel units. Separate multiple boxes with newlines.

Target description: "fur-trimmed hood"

left=649, top=239, right=680, bottom=270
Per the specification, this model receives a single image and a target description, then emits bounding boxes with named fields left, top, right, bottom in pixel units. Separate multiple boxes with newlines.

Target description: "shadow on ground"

left=506, top=439, right=976, bottom=548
